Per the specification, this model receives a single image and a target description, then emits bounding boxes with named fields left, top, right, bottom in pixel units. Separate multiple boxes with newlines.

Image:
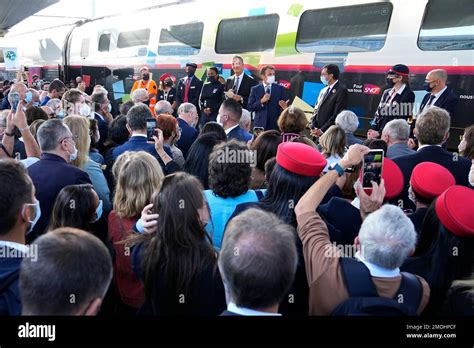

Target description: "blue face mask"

left=26, top=200, right=41, bottom=234
left=33, top=102, right=40, bottom=107
left=107, top=103, right=112, bottom=113
left=56, top=110, right=65, bottom=119
left=320, top=76, right=328, bottom=86
left=93, top=200, right=103, bottom=222
left=24, top=91, right=33, bottom=103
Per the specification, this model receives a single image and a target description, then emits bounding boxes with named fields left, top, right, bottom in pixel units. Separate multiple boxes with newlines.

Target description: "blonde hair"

left=63, top=116, right=90, bottom=169
left=319, top=125, right=346, bottom=157
left=112, top=151, right=164, bottom=219
left=277, top=106, right=307, bottom=134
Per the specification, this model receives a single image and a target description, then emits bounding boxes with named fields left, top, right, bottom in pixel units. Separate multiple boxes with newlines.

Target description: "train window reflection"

left=418, top=0, right=474, bottom=51
left=296, top=3, right=392, bottom=53
left=158, top=22, right=204, bottom=56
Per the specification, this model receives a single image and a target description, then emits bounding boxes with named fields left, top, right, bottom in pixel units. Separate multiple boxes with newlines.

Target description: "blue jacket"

left=227, top=125, right=249, bottom=143
left=94, top=112, right=109, bottom=151
left=27, top=153, right=92, bottom=242
left=176, top=118, right=198, bottom=158
left=85, top=159, right=112, bottom=214
left=0, top=247, right=22, bottom=315
left=248, top=83, right=287, bottom=131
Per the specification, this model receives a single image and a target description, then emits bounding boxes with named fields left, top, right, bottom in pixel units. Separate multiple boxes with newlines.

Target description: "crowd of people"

left=0, top=58, right=472, bottom=317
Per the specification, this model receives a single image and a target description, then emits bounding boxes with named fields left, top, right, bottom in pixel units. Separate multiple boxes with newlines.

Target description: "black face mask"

left=165, top=80, right=173, bottom=87
left=386, top=78, right=395, bottom=87
left=142, top=73, right=150, bottom=81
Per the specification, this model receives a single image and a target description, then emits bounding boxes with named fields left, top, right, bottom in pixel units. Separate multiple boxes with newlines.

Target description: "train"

left=0, top=0, right=473, bottom=148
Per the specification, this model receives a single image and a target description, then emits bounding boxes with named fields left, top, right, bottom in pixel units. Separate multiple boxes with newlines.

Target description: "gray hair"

left=218, top=208, right=298, bottom=309
left=131, top=88, right=148, bottom=103
left=37, top=119, right=70, bottom=152
left=239, top=108, right=251, bottom=127
left=46, top=98, right=62, bottom=112
left=178, top=102, right=197, bottom=115
left=19, top=227, right=113, bottom=315
left=126, top=104, right=152, bottom=131
left=335, top=110, right=359, bottom=133
left=358, top=205, right=416, bottom=269
left=382, top=119, right=410, bottom=141
left=155, top=100, right=173, bottom=115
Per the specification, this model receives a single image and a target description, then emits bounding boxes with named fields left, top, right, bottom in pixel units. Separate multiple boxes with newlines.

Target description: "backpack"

left=331, top=258, right=422, bottom=316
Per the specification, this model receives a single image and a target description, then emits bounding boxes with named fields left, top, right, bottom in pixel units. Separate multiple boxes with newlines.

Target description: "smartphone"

left=362, top=149, right=384, bottom=188
left=146, top=118, right=157, bottom=141
left=9, top=91, right=21, bottom=112
left=253, top=127, right=264, bottom=137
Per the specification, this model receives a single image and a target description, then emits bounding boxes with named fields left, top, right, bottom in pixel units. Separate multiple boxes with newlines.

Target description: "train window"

left=98, top=34, right=111, bottom=52
left=158, top=22, right=204, bottom=56
left=0, top=49, right=3, bottom=63
left=81, top=38, right=90, bottom=58
left=296, top=3, right=392, bottom=53
left=117, top=29, right=150, bottom=49
left=215, top=14, right=279, bottom=54
left=418, top=0, right=474, bottom=51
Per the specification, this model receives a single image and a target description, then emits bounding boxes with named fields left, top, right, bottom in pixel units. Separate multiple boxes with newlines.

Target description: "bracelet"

left=4, top=131, right=14, bottom=137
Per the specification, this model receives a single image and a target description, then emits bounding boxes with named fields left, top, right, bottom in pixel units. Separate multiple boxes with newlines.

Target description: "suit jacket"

left=27, top=153, right=92, bottom=241
left=248, top=83, right=288, bottom=130
left=227, top=125, right=248, bottom=143
left=345, top=132, right=363, bottom=146
left=419, top=88, right=459, bottom=116
left=387, top=142, right=416, bottom=159
left=220, top=310, right=243, bottom=316
left=392, top=146, right=472, bottom=210
left=371, top=85, right=415, bottom=133
left=176, top=75, right=203, bottom=113
left=94, top=112, right=109, bottom=152
left=112, top=136, right=179, bottom=174
left=311, top=81, right=348, bottom=132
left=176, top=117, right=198, bottom=158
left=225, top=73, right=258, bottom=109
left=199, top=81, right=225, bottom=124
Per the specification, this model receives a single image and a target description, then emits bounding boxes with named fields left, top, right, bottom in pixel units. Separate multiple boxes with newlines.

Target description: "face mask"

left=67, top=141, right=78, bottom=162
left=92, top=200, right=103, bottom=222
left=25, top=200, right=41, bottom=234
left=24, top=91, right=32, bottom=103
left=165, top=80, right=173, bottom=87
left=208, top=76, right=217, bottom=83
left=56, top=110, right=65, bottom=119
left=33, top=102, right=40, bottom=107
left=107, top=103, right=112, bottom=113
left=386, top=78, right=395, bottom=87
left=266, top=75, right=275, bottom=85
left=142, top=73, right=150, bottom=81
left=79, top=103, right=91, bottom=117
left=320, top=76, right=328, bottom=86
left=216, top=114, right=223, bottom=126
left=408, top=185, right=416, bottom=205
left=423, top=81, right=433, bottom=92
left=186, top=71, right=194, bottom=78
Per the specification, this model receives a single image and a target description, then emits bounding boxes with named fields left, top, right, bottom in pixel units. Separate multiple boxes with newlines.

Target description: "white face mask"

left=67, top=140, right=78, bottom=162
left=266, top=75, right=275, bottom=85
left=216, top=114, right=223, bottom=126
left=79, top=103, right=91, bottom=117
left=408, top=185, right=417, bottom=205
left=24, top=199, right=41, bottom=234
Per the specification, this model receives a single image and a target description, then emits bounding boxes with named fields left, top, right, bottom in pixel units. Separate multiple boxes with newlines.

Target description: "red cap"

left=276, top=142, right=327, bottom=177
left=359, top=158, right=404, bottom=200
left=410, top=162, right=455, bottom=200
left=435, top=186, right=474, bottom=238
left=159, top=73, right=172, bottom=82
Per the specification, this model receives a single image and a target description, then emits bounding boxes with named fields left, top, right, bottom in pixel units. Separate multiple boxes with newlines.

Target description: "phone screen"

left=146, top=119, right=157, bottom=141
left=10, top=92, right=21, bottom=112
left=362, top=150, right=384, bottom=188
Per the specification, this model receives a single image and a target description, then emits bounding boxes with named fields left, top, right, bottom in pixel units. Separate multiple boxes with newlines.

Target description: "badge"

left=332, top=89, right=336, bottom=94
left=213, top=88, right=218, bottom=94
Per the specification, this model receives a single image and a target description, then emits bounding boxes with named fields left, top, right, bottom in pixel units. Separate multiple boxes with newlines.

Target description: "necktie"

left=265, top=85, right=271, bottom=94
left=425, top=94, right=436, bottom=109
left=184, top=78, right=191, bottom=103
left=233, top=76, right=240, bottom=94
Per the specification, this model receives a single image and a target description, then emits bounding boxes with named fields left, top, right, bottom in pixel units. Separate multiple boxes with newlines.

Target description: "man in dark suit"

left=27, top=119, right=92, bottom=242
left=410, top=69, right=459, bottom=138
left=248, top=65, right=289, bottom=131
left=224, top=56, right=258, bottom=109
left=392, top=107, right=471, bottom=211
left=0, top=160, right=38, bottom=315
left=176, top=62, right=203, bottom=115
left=217, top=99, right=247, bottom=142
left=310, top=64, right=348, bottom=136
left=219, top=209, right=297, bottom=316
left=112, top=104, right=179, bottom=174
left=176, top=103, right=199, bottom=158
left=91, top=92, right=110, bottom=152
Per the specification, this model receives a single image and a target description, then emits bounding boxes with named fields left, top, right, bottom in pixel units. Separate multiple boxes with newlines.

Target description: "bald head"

left=425, top=69, right=448, bottom=94
left=155, top=100, right=173, bottom=115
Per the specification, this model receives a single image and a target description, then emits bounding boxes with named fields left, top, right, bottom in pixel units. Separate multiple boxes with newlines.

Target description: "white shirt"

left=388, top=83, right=406, bottom=104
left=425, top=86, right=447, bottom=110
left=225, top=124, right=239, bottom=135
left=315, top=80, right=338, bottom=109
left=355, top=252, right=400, bottom=278
left=227, top=302, right=281, bottom=316
left=131, top=133, right=148, bottom=139
left=0, top=241, right=29, bottom=253
left=417, top=144, right=442, bottom=151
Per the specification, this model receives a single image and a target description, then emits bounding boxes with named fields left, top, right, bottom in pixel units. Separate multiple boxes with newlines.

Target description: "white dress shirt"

left=227, top=302, right=281, bottom=316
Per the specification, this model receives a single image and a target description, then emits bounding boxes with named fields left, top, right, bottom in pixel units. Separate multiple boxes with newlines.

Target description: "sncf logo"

left=363, top=84, right=381, bottom=95
left=278, top=80, right=291, bottom=89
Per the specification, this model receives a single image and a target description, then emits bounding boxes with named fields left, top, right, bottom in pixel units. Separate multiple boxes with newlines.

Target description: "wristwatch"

left=329, top=162, right=345, bottom=177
